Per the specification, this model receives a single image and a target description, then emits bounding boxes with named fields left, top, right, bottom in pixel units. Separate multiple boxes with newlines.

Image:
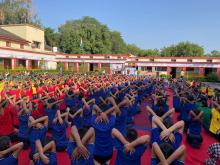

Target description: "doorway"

left=170, top=67, right=176, bottom=78
left=89, top=63, right=94, bottom=72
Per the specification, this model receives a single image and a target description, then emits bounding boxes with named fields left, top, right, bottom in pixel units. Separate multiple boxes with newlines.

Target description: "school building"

left=0, top=24, right=219, bottom=78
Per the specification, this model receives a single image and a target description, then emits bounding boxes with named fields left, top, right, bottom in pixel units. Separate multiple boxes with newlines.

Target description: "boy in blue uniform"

left=29, top=115, right=48, bottom=162
left=112, top=128, right=149, bottom=165
left=186, top=109, right=203, bottom=148
left=44, top=98, right=63, bottom=129
left=91, top=100, right=119, bottom=165
left=67, top=126, right=95, bottom=165
left=151, top=116, right=186, bottom=165
left=52, top=110, right=69, bottom=151
left=0, top=136, right=23, bottom=165
left=18, top=101, right=32, bottom=149
left=34, top=139, right=57, bottom=165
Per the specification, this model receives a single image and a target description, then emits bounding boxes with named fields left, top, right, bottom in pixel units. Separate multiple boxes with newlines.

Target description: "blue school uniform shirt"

left=35, top=152, right=57, bottom=165
left=45, top=108, right=57, bottom=128
left=114, top=139, right=147, bottom=165
left=188, top=120, right=202, bottom=135
left=173, top=96, right=181, bottom=111
left=67, top=141, right=94, bottom=165
left=18, top=113, right=30, bottom=140
left=64, top=96, right=75, bottom=108
left=83, top=105, right=93, bottom=127
left=151, top=127, right=182, bottom=150
left=71, top=114, right=83, bottom=129
left=52, top=121, right=68, bottom=149
left=91, top=114, right=116, bottom=156
left=115, top=107, right=128, bottom=135
left=29, top=126, right=47, bottom=155
left=180, top=102, right=195, bottom=121
left=0, top=155, right=17, bottom=165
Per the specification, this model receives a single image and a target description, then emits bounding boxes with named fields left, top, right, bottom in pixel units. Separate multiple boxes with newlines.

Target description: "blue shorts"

left=151, top=158, right=184, bottom=165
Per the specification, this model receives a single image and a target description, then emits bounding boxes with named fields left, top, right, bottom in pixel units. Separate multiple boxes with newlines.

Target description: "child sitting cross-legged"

left=151, top=116, right=186, bottom=165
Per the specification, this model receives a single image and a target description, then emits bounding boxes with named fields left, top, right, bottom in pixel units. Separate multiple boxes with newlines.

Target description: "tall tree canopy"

left=207, top=50, right=220, bottom=57
left=0, top=0, right=40, bottom=26
left=44, top=27, right=60, bottom=47
left=59, top=17, right=113, bottom=54
left=161, top=42, right=204, bottom=57
left=110, top=31, right=127, bottom=54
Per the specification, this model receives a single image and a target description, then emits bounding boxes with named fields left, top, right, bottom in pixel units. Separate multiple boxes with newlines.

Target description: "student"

left=69, top=107, right=83, bottom=129
left=67, top=126, right=95, bottom=165
left=152, top=142, right=186, bottom=165
left=34, top=139, right=57, bottom=165
left=179, top=95, right=195, bottom=131
left=18, top=101, right=32, bottom=149
left=0, top=98, right=19, bottom=142
left=209, top=101, right=220, bottom=139
left=0, top=136, right=23, bottom=165
left=91, top=103, right=119, bottom=165
left=29, top=116, right=48, bottom=160
left=146, top=105, right=175, bottom=122
left=187, top=109, right=203, bottom=148
left=52, top=110, right=69, bottom=151
left=112, top=128, right=149, bottom=165
left=151, top=116, right=185, bottom=165
left=44, top=98, right=62, bottom=129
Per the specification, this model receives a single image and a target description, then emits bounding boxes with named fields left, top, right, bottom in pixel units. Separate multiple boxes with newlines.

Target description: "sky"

left=33, top=0, right=220, bottom=53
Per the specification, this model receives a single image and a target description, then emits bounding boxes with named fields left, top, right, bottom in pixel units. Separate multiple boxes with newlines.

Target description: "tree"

left=59, top=16, right=112, bottom=54
left=44, top=27, right=60, bottom=47
left=139, top=49, right=160, bottom=56
left=161, top=42, right=204, bottom=57
left=110, top=31, right=127, bottom=54
left=209, top=50, right=220, bottom=57
left=0, top=0, right=40, bottom=26
left=126, top=44, right=142, bottom=56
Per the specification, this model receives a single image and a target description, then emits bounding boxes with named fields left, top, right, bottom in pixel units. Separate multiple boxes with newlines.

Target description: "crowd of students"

left=0, top=72, right=219, bottom=165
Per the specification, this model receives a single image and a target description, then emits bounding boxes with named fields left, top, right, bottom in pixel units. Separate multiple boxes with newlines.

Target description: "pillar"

left=12, top=58, right=17, bottom=70
left=64, top=62, right=68, bottom=71
left=98, top=63, right=101, bottom=70
left=87, top=63, right=90, bottom=72
left=26, top=60, right=31, bottom=70
left=199, top=67, right=205, bottom=77
left=167, top=67, right=171, bottom=75
left=37, top=60, right=40, bottom=69
left=183, top=67, right=187, bottom=76
left=76, top=63, right=79, bottom=72
left=217, top=68, right=220, bottom=77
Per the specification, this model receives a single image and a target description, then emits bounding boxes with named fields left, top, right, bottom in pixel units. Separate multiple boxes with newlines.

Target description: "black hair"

left=68, top=90, right=74, bottom=96
left=69, top=107, right=78, bottom=115
left=125, top=128, right=138, bottom=143
left=163, top=118, right=174, bottom=128
left=193, top=109, right=200, bottom=116
left=157, top=99, right=164, bottom=106
left=187, top=95, right=194, bottom=101
left=48, top=98, right=56, bottom=104
left=0, top=136, right=10, bottom=151
left=159, top=142, right=175, bottom=159
left=156, top=106, right=165, bottom=117
left=78, top=127, right=89, bottom=139
left=201, top=98, right=208, bottom=107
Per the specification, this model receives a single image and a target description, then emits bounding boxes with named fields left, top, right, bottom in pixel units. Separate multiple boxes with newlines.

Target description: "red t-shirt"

left=8, top=89, right=20, bottom=100
left=0, top=104, right=17, bottom=136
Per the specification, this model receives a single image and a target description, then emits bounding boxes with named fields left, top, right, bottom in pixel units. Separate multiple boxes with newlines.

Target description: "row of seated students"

left=0, top=74, right=219, bottom=165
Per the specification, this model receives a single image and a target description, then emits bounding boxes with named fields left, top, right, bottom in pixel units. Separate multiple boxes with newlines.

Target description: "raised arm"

left=0, top=142, right=24, bottom=159
left=112, top=128, right=129, bottom=145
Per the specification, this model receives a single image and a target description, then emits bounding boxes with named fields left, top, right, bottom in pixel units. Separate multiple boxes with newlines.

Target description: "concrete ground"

left=202, top=82, right=220, bottom=90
